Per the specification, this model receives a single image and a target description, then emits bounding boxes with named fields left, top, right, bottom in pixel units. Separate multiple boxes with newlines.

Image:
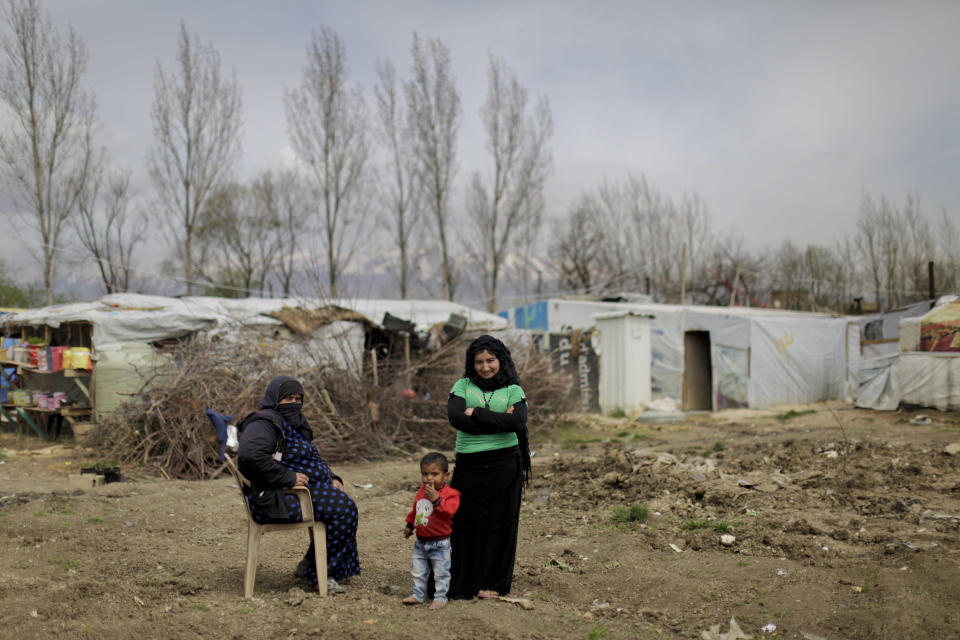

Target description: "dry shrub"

left=97, top=329, right=577, bottom=479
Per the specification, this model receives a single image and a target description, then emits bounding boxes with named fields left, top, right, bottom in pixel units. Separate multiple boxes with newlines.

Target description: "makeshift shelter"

left=899, top=296, right=960, bottom=410
left=846, top=300, right=932, bottom=410
left=2, top=294, right=507, bottom=430
left=503, top=298, right=849, bottom=410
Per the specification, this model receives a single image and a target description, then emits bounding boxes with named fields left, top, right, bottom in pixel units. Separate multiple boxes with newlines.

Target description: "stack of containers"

left=48, top=346, right=68, bottom=371
left=35, top=348, right=50, bottom=371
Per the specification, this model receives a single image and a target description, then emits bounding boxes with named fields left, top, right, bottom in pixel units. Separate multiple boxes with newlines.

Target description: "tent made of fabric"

left=920, top=299, right=960, bottom=352
left=505, top=298, right=849, bottom=410
left=2, top=294, right=507, bottom=348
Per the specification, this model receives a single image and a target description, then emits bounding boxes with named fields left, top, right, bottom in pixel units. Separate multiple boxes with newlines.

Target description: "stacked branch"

left=96, top=330, right=578, bottom=479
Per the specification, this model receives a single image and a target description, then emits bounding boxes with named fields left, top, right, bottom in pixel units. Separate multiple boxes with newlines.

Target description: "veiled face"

left=473, top=349, right=500, bottom=379
left=279, top=394, right=303, bottom=404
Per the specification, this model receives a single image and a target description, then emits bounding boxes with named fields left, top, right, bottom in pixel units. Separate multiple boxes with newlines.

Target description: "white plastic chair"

left=223, top=455, right=327, bottom=597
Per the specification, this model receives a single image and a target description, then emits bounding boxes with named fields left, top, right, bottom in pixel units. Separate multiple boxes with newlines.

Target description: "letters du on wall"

left=546, top=331, right=599, bottom=413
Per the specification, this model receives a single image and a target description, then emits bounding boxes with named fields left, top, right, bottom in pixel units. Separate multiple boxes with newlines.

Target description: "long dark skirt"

left=447, top=446, right=522, bottom=599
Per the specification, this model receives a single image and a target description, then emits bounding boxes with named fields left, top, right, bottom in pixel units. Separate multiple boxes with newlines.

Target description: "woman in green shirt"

left=446, top=334, right=531, bottom=599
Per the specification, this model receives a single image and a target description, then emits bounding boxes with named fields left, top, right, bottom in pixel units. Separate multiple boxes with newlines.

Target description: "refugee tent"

left=2, top=294, right=506, bottom=424
left=846, top=300, right=932, bottom=410
left=899, top=296, right=960, bottom=410
left=502, top=298, right=848, bottom=410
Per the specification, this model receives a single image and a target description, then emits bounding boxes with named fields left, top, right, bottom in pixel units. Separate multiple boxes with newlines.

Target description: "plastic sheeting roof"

left=2, top=293, right=507, bottom=348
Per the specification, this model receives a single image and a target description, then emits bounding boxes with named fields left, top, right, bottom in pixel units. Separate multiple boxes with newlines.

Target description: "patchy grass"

left=776, top=409, right=816, bottom=422
left=60, top=559, right=80, bottom=573
left=556, top=425, right=605, bottom=448
left=681, top=518, right=735, bottom=533
left=608, top=407, right=627, bottom=419
left=612, top=503, right=649, bottom=524
left=701, top=441, right=725, bottom=456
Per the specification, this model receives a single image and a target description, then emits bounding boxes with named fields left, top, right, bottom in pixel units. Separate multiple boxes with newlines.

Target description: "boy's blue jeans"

left=410, top=537, right=451, bottom=603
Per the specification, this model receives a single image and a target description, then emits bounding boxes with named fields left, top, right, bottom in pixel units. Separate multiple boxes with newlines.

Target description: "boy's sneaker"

left=327, top=577, right=346, bottom=594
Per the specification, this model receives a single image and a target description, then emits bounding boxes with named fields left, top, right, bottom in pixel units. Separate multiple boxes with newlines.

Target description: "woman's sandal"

left=477, top=589, right=499, bottom=599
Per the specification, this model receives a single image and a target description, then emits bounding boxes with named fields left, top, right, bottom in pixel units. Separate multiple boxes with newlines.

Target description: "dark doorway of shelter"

left=683, top=331, right=712, bottom=410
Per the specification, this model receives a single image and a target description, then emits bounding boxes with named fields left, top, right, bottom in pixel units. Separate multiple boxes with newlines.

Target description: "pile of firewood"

left=96, top=330, right=578, bottom=479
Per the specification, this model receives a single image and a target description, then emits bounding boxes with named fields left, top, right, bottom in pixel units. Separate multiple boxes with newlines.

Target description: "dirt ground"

left=2, top=402, right=960, bottom=640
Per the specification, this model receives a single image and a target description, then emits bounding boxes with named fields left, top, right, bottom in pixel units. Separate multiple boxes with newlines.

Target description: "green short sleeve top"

left=450, top=378, right=525, bottom=453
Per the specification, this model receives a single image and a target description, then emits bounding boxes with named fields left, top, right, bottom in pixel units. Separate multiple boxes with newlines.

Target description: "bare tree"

left=201, top=179, right=282, bottom=297
left=74, top=168, right=146, bottom=293
left=701, top=232, right=765, bottom=306
left=285, top=27, right=369, bottom=299
left=591, top=178, right=640, bottom=293
left=0, top=0, right=100, bottom=305
left=148, top=20, right=242, bottom=296
left=268, top=168, right=311, bottom=297
left=900, top=191, right=933, bottom=302
left=405, top=32, right=461, bottom=300
left=515, top=196, right=544, bottom=304
left=677, top=191, right=712, bottom=302
left=936, top=208, right=959, bottom=295
left=855, top=190, right=885, bottom=310
left=549, top=196, right=600, bottom=293
left=465, top=54, right=552, bottom=312
left=373, top=58, right=419, bottom=298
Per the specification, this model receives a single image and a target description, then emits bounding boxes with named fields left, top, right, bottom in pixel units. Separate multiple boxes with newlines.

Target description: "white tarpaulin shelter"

left=503, top=298, right=849, bottom=410
left=899, top=353, right=960, bottom=410
left=846, top=300, right=932, bottom=410
left=3, top=294, right=507, bottom=348
left=897, top=296, right=960, bottom=411
left=3, top=294, right=507, bottom=420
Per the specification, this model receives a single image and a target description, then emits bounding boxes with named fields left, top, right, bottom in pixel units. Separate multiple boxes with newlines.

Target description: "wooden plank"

left=860, top=337, right=899, bottom=346
left=0, top=365, right=15, bottom=386
left=0, top=404, right=21, bottom=434
left=15, top=407, right=45, bottom=439
left=73, top=377, right=91, bottom=401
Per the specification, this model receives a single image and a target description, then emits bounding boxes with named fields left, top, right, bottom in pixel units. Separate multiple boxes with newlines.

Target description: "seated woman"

left=237, top=375, right=359, bottom=592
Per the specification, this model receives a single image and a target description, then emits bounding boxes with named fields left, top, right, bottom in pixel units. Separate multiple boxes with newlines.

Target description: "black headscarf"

left=463, top=335, right=531, bottom=487
left=464, top=334, right=520, bottom=392
left=258, top=375, right=307, bottom=429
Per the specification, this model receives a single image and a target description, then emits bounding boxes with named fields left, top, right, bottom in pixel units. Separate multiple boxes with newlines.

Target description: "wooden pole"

left=680, top=243, right=687, bottom=305
left=729, top=262, right=741, bottom=307
left=929, top=261, right=935, bottom=301
left=370, top=348, right=379, bottom=387
left=403, top=333, right=411, bottom=388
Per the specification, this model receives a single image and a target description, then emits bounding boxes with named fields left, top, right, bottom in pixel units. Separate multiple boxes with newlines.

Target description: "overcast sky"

left=5, top=0, right=959, bottom=287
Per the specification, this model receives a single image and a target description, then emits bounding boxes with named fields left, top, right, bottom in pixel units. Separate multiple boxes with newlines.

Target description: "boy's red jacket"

left=405, top=484, right=460, bottom=539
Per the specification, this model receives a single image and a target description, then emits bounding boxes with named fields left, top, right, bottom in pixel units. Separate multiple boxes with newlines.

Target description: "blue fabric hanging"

left=205, top=408, right=234, bottom=461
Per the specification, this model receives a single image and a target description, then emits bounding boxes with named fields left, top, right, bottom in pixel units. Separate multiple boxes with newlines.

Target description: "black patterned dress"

left=247, top=420, right=360, bottom=584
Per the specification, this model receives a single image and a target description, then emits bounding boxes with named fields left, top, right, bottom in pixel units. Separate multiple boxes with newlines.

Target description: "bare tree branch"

left=285, top=27, right=369, bottom=299
left=0, top=0, right=100, bottom=304
left=405, top=32, right=461, bottom=300
left=148, top=20, right=242, bottom=296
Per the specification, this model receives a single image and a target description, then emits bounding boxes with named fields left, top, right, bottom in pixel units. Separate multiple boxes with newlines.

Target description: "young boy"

left=402, top=452, right=460, bottom=609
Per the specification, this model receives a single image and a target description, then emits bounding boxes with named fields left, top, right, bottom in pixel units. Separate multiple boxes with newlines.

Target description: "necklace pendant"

left=484, top=402, right=489, bottom=409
